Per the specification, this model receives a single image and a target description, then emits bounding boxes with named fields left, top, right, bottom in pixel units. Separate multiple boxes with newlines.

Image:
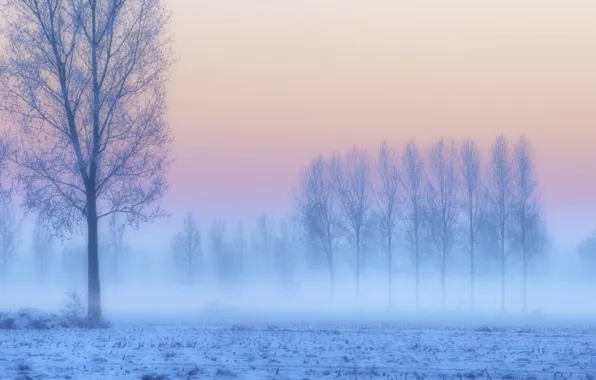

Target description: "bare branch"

left=0, top=0, right=174, bottom=234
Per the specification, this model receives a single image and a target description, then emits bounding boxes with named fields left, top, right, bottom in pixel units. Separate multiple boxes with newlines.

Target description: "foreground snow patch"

left=0, top=308, right=72, bottom=330
left=2, top=320, right=596, bottom=379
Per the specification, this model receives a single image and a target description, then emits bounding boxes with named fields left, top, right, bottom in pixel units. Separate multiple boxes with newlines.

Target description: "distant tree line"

left=0, top=131, right=594, bottom=314
left=294, top=135, right=552, bottom=312
left=168, top=135, right=552, bottom=313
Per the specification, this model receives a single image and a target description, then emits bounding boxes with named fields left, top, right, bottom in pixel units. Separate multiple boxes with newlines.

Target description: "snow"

left=2, top=311, right=596, bottom=379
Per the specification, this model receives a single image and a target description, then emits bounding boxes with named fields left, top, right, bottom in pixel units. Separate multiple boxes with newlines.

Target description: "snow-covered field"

left=2, top=311, right=596, bottom=380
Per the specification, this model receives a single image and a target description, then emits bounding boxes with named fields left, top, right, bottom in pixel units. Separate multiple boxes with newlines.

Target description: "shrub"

left=60, top=291, right=87, bottom=327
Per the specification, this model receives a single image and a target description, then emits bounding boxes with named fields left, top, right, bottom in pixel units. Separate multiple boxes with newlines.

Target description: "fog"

left=3, top=235, right=596, bottom=324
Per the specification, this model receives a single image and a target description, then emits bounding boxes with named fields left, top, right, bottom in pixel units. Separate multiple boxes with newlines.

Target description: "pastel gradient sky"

left=149, top=0, right=596, bottom=250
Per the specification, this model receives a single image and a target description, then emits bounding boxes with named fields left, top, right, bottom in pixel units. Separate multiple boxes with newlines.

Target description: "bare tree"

left=336, top=146, right=371, bottom=296
left=33, top=214, right=54, bottom=282
left=0, top=0, right=173, bottom=323
left=0, top=195, right=18, bottom=292
left=577, top=232, right=596, bottom=275
left=255, top=213, right=274, bottom=273
left=511, top=135, right=540, bottom=312
left=61, top=243, right=86, bottom=292
left=426, top=139, right=459, bottom=310
left=296, top=154, right=342, bottom=296
left=171, top=212, right=202, bottom=285
left=233, top=222, right=246, bottom=275
left=210, top=220, right=234, bottom=287
left=459, top=140, right=486, bottom=311
left=401, top=142, right=425, bottom=311
left=104, top=213, right=129, bottom=285
left=275, top=217, right=295, bottom=289
left=488, top=135, right=513, bottom=311
left=375, top=141, right=400, bottom=307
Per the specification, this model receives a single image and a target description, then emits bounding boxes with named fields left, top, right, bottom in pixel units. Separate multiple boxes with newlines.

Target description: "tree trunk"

left=521, top=209, right=527, bottom=313
left=522, top=254, right=528, bottom=313
left=113, top=258, right=118, bottom=287
left=441, top=247, right=446, bottom=311
left=415, top=236, right=420, bottom=312
left=469, top=208, right=475, bottom=313
left=326, top=242, right=335, bottom=298
left=356, top=237, right=360, bottom=298
left=388, top=233, right=392, bottom=308
left=500, top=231, right=505, bottom=312
left=189, top=251, right=192, bottom=286
left=470, top=240, right=475, bottom=313
left=87, top=2, right=102, bottom=326
left=2, top=260, right=6, bottom=294
left=87, top=195, right=102, bottom=324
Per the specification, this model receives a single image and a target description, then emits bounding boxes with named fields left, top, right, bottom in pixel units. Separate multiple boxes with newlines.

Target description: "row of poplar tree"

left=170, top=135, right=549, bottom=313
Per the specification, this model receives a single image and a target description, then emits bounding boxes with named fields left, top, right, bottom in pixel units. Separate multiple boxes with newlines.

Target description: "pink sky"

left=145, top=0, right=596, bottom=249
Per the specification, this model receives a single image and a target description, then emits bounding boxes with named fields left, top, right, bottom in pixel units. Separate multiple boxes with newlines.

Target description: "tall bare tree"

left=511, top=135, right=540, bottom=312
left=336, top=146, right=371, bottom=296
left=426, top=139, right=459, bottom=310
left=459, top=140, right=486, bottom=311
left=0, top=0, right=173, bottom=323
left=488, top=135, right=513, bottom=312
left=0, top=195, right=18, bottom=292
left=401, top=142, right=425, bottom=310
left=296, top=154, right=342, bottom=296
left=171, top=212, right=202, bottom=285
left=375, top=141, right=400, bottom=307
left=33, top=214, right=54, bottom=282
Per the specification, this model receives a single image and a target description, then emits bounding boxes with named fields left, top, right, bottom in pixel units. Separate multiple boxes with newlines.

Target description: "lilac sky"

left=134, top=0, right=596, bottom=251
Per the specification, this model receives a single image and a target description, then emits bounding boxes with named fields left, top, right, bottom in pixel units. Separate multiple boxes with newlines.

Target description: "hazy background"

left=3, top=0, right=596, bottom=319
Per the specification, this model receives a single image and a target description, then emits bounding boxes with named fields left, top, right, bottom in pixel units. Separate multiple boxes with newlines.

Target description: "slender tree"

left=0, top=0, right=173, bottom=324
left=211, top=220, right=234, bottom=287
left=275, top=217, right=295, bottom=289
left=233, top=222, right=246, bottom=276
left=511, top=135, right=540, bottom=312
left=375, top=141, right=400, bottom=307
left=459, top=140, right=485, bottom=311
left=426, top=139, right=459, bottom=310
left=255, top=213, right=274, bottom=273
left=402, top=142, right=425, bottom=311
left=171, top=212, right=202, bottom=285
left=32, top=215, right=54, bottom=282
left=577, top=232, right=596, bottom=275
left=105, top=213, right=129, bottom=285
left=61, top=243, right=87, bottom=292
left=488, top=136, right=513, bottom=312
left=296, top=154, right=342, bottom=297
left=336, top=146, right=371, bottom=296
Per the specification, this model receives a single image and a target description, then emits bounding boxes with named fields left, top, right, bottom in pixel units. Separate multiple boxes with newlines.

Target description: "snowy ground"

left=2, top=311, right=596, bottom=380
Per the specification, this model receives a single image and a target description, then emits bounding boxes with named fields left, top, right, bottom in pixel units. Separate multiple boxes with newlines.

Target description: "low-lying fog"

left=3, top=244, right=596, bottom=325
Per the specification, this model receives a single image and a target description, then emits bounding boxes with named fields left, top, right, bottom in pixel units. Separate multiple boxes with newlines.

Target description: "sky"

left=136, top=0, right=596, bottom=251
